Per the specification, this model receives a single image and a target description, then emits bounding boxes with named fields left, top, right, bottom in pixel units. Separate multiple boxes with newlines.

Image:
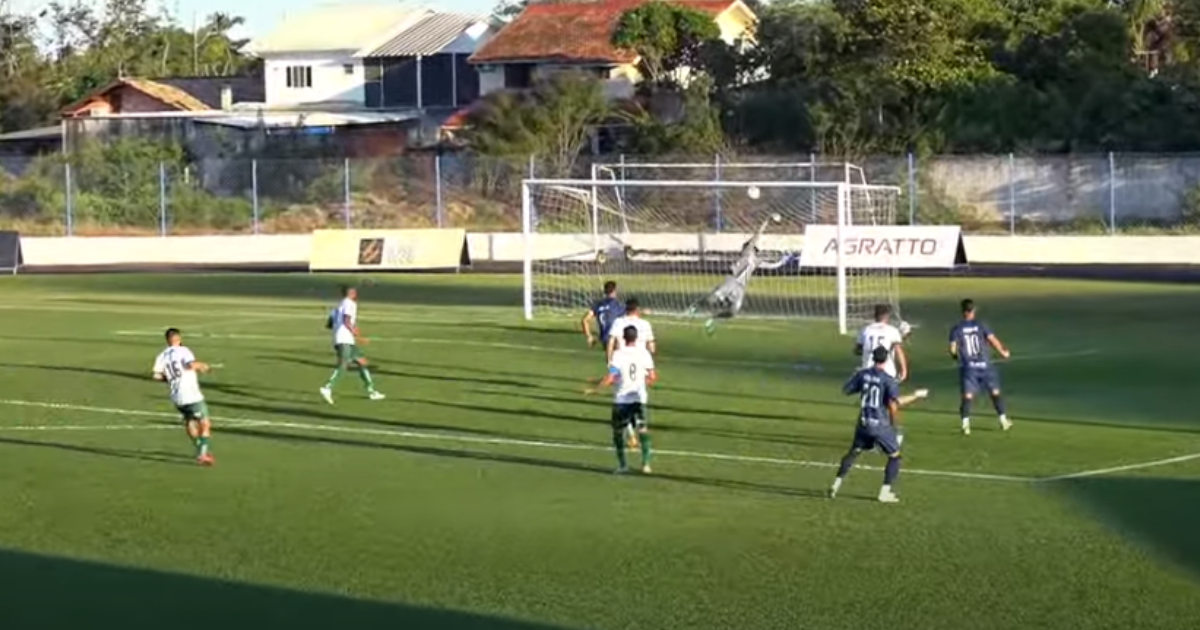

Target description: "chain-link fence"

left=2, top=152, right=1199, bottom=235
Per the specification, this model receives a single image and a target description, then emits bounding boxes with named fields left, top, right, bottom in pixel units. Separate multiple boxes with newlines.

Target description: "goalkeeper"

left=689, top=216, right=796, bottom=334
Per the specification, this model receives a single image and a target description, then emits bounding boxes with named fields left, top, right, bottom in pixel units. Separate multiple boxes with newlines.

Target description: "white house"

left=246, top=4, right=495, bottom=110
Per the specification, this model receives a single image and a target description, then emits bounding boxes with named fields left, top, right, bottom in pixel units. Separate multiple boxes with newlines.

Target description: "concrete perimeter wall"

left=15, top=234, right=1200, bottom=269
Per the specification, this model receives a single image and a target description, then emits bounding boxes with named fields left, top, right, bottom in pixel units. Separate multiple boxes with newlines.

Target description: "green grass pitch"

left=0, top=272, right=1198, bottom=630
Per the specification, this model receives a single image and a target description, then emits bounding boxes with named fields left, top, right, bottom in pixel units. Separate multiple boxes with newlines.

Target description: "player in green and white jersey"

left=320, top=285, right=385, bottom=404
left=152, top=328, right=215, bottom=466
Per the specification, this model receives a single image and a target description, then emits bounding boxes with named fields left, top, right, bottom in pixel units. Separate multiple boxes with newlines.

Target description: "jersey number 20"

left=861, top=384, right=881, bottom=409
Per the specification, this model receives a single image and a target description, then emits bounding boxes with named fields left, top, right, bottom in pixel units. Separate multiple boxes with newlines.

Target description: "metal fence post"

left=906, top=152, right=916, bottom=225
left=1108, top=151, right=1117, bottom=235
left=713, top=153, right=723, bottom=232
left=343, top=158, right=351, bottom=229
left=435, top=153, right=445, bottom=228
left=251, top=159, right=260, bottom=234
left=64, top=163, right=73, bottom=237
left=810, top=152, right=818, bottom=221
left=528, top=154, right=536, bottom=229
left=159, top=161, right=167, bottom=237
left=1008, top=153, right=1016, bottom=235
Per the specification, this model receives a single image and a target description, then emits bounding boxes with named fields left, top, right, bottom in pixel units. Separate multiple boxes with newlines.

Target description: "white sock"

left=880, top=484, right=892, bottom=495
left=961, top=417, right=971, bottom=428
left=831, top=477, right=843, bottom=491
left=999, top=414, right=1009, bottom=424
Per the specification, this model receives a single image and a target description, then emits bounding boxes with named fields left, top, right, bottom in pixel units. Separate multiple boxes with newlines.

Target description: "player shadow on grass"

left=258, top=354, right=548, bottom=390
left=0, top=361, right=294, bottom=404
left=0, top=436, right=194, bottom=466
left=783, top=395, right=1200, bottom=437
left=223, top=426, right=830, bottom=501
left=470, top=389, right=846, bottom=449
left=1052, top=476, right=1200, bottom=582
left=380, top=357, right=818, bottom=409
left=215, top=400, right=592, bottom=444
left=0, top=548, right=576, bottom=630
left=0, top=362, right=150, bottom=383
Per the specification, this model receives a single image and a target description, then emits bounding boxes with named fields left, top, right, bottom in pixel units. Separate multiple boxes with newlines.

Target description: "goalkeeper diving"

left=688, top=213, right=797, bottom=334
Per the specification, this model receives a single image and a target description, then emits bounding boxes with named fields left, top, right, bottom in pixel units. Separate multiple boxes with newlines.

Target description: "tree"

left=463, top=72, right=613, bottom=177
left=611, top=1, right=722, bottom=89
left=626, top=79, right=726, bottom=155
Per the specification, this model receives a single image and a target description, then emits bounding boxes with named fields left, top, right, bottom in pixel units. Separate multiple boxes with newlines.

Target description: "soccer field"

left=0, top=272, right=1198, bottom=630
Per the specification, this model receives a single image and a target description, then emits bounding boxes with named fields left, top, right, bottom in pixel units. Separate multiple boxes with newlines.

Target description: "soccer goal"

left=519, top=177, right=902, bottom=335
left=591, top=160, right=872, bottom=232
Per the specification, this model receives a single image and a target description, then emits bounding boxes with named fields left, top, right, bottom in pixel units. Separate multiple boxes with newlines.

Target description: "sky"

left=11, top=0, right=498, bottom=42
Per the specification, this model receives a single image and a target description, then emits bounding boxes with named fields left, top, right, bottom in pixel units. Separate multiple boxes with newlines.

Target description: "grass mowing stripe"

left=1, top=301, right=790, bottom=330
left=110, top=329, right=1099, bottom=373
left=0, top=398, right=1032, bottom=483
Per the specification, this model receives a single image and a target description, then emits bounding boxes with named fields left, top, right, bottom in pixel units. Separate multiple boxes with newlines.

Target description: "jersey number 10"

left=963, top=333, right=982, bottom=357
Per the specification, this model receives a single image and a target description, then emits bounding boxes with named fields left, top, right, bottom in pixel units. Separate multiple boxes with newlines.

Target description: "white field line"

left=1038, top=452, right=1200, bottom=482
left=0, top=398, right=1031, bottom=483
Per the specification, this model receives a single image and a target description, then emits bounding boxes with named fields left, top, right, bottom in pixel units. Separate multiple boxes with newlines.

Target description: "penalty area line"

left=0, top=398, right=1031, bottom=483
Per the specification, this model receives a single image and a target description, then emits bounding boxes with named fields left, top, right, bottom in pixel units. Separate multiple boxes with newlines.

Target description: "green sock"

left=639, top=433, right=652, bottom=465
left=196, top=436, right=210, bottom=457
left=325, top=367, right=342, bottom=388
left=358, top=365, right=375, bottom=391
left=612, top=433, right=627, bottom=469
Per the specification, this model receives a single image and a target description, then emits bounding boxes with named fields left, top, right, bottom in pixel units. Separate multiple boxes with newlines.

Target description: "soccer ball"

left=747, top=186, right=760, bottom=200
left=770, top=212, right=782, bottom=223
left=898, top=320, right=913, bottom=337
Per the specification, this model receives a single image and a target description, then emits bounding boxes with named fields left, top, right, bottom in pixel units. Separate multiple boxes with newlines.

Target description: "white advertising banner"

left=799, top=225, right=966, bottom=269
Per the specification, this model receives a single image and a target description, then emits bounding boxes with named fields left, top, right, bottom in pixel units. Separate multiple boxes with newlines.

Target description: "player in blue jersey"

left=582, top=280, right=625, bottom=349
left=829, top=346, right=928, bottom=503
left=949, top=298, right=1012, bottom=435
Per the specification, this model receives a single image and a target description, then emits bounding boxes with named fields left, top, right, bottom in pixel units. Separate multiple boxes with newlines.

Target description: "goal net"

left=520, top=175, right=901, bottom=334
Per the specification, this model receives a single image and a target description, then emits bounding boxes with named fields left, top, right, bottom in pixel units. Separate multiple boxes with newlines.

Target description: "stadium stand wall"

left=16, top=234, right=1200, bottom=271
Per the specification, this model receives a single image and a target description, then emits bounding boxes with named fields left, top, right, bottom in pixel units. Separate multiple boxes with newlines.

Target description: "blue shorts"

left=852, top=424, right=901, bottom=456
left=960, top=367, right=1000, bottom=396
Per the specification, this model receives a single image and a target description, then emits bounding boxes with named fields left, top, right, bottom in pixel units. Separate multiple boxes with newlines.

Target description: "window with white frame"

left=286, top=66, right=313, bottom=89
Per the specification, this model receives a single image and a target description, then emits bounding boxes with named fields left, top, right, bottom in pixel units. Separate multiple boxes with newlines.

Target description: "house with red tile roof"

left=468, top=0, right=756, bottom=99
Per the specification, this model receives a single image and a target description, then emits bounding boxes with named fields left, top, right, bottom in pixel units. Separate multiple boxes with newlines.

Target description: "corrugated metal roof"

left=246, top=5, right=428, bottom=54
left=366, top=12, right=487, bottom=57
left=197, top=111, right=421, bottom=129
left=0, top=126, right=62, bottom=142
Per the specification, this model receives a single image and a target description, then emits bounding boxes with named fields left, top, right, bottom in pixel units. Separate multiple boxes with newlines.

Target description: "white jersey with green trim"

left=857, top=322, right=904, bottom=377
left=608, top=315, right=654, bottom=351
left=332, top=298, right=358, bottom=345
left=153, top=345, right=204, bottom=406
left=609, top=346, right=655, bottom=404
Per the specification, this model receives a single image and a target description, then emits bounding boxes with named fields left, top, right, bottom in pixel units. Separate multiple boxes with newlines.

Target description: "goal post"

left=520, top=177, right=902, bottom=335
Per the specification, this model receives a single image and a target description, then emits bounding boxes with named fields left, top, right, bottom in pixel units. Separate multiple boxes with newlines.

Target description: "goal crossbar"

left=525, top=178, right=899, bottom=192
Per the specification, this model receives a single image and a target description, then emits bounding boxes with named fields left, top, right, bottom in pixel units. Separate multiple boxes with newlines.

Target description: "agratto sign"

left=799, top=226, right=967, bottom=269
